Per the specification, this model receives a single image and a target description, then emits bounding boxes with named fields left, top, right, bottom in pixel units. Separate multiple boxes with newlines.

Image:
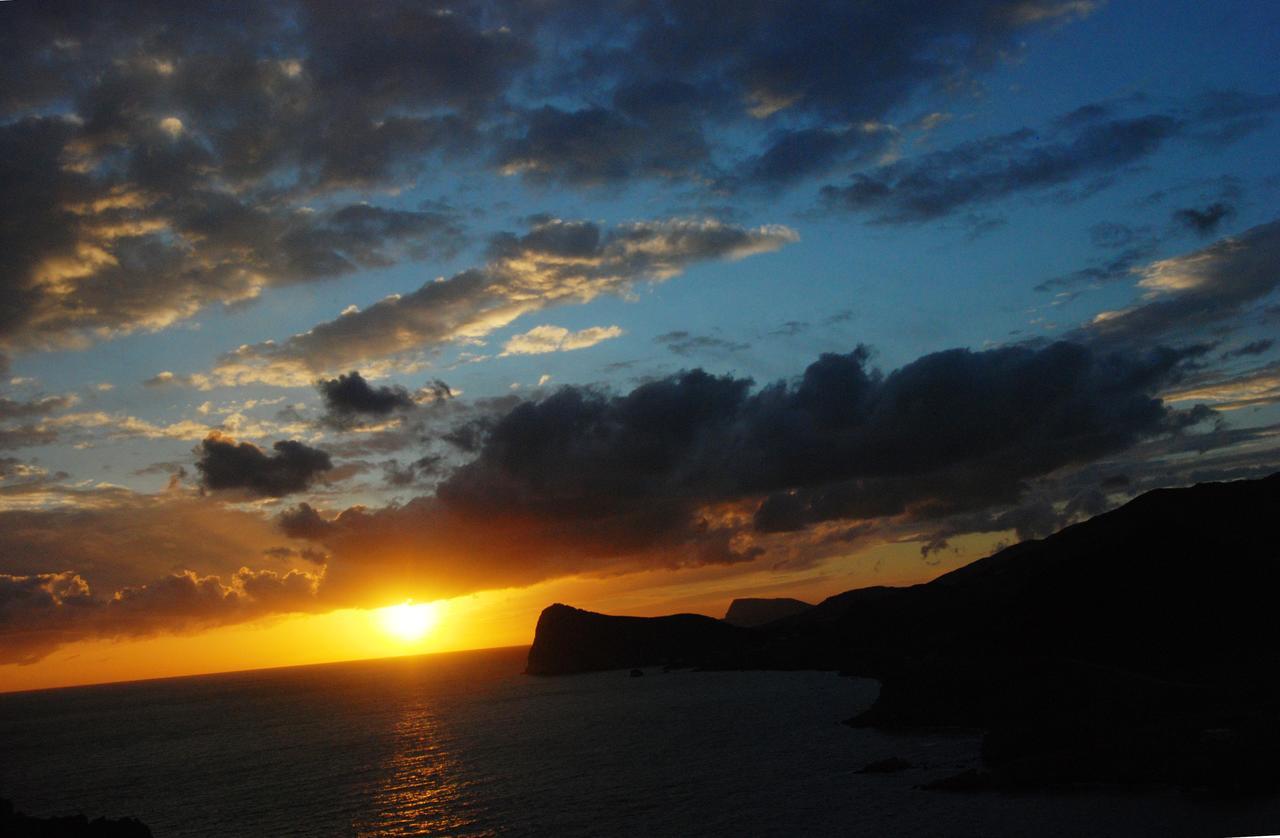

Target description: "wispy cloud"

left=819, top=93, right=1277, bottom=222
left=1084, top=220, right=1280, bottom=346
left=501, top=325, right=624, bottom=356
left=208, top=218, right=796, bottom=386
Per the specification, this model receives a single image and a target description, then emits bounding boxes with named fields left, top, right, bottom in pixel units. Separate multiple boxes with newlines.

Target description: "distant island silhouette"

left=528, top=473, right=1280, bottom=792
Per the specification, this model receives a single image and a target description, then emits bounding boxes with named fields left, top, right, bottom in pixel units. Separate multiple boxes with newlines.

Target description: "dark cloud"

left=441, top=423, right=489, bottom=455
left=416, top=380, right=455, bottom=404
left=1172, top=202, right=1236, bottom=236
left=381, top=455, right=443, bottom=488
left=497, top=99, right=709, bottom=186
left=769, top=321, right=810, bottom=338
left=0, top=566, right=322, bottom=665
left=723, top=126, right=895, bottom=193
left=0, top=393, right=76, bottom=421
left=195, top=434, right=332, bottom=497
left=3, top=1, right=527, bottom=188
left=918, top=482, right=1115, bottom=558
left=0, top=386, right=67, bottom=452
left=1034, top=242, right=1158, bottom=293
left=1089, top=222, right=1147, bottom=250
left=263, top=545, right=329, bottom=564
left=317, top=371, right=415, bottom=428
left=0, top=571, right=95, bottom=663
left=277, top=502, right=337, bottom=541
left=655, top=331, right=751, bottom=356
left=275, top=204, right=467, bottom=274
left=0, top=0, right=507, bottom=351
left=0, top=0, right=1106, bottom=352
left=131, top=461, right=186, bottom=477
left=381, top=461, right=417, bottom=488
left=1222, top=339, right=1274, bottom=360
left=914, top=416, right=1280, bottom=560
left=1186, top=90, right=1280, bottom=146
left=1052, top=101, right=1117, bottom=129
left=492, top=0, right=1094, bottom=188
left=1189, top=90, right=1280, bottom=123
left=278, top=339, right=1203, bottom=601
left=1081, top=219, right=1280, bottom=347
left=820, top=114, right=1182, bottom=222
left=1138, top=173, right=1245, bottom=211
left=819, top=92, right=1275, bottom=222
left=0, top=426, right=59, bottom=450
left=319, top=390, right=516, bottom=462
left=1100, top=474, right=1131, bottom=490
left=0, top=457, right=31, bottom=479
left=1163, top=360, right=1280, bottom=412
left=742, top=342, right=1201, bottom=532
left=0, top=457, right=66, bottom=492
left=0, top=115, right=468, bottom=352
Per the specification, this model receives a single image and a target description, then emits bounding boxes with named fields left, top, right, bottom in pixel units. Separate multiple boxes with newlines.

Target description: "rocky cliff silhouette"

left=526, top=606, right=751, bottom=675
left=527, top=473, right=1280, bottom=791
left=722, top=597, right=812, bottom=627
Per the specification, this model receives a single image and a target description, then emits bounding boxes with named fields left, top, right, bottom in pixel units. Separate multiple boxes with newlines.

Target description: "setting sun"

left=379, top=601, right=441, bottom=642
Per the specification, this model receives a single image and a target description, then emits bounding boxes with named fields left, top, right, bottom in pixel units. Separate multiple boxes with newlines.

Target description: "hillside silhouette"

left=0, top=798, right=151, bottom=837
left=528, top=473, right=1280, bottom=790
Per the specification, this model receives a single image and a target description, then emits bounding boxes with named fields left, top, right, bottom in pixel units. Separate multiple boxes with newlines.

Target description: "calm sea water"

left=3, top=646, right=1279, bottom=836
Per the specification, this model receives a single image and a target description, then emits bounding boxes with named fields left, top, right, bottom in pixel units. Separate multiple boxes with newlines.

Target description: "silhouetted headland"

left=528, top=473, right=1280, bottom=792
left=0, top=798, right=151, bottom=838
left=722, top=597, right=812, bottom=627
left=526, top=605, right=751, bottom=675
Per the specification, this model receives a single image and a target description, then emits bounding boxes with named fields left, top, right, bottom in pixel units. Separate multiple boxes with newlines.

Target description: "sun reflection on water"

left=356, top=701, right=479, bottom=837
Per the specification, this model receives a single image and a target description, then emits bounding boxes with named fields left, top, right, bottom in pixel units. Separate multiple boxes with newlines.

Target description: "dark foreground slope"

left=0, top=798, right=151, bottom=837
left=528, top=474, right=1280, bottom=791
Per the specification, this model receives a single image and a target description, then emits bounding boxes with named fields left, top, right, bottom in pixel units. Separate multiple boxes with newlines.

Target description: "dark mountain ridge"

left=527, top=473, right=1280, bottom=791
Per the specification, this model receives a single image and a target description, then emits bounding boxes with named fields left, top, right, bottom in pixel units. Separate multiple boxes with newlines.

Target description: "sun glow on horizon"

left=378, top=601, right=441, bottom=643
left=0, top=535, right=1000, bottom=694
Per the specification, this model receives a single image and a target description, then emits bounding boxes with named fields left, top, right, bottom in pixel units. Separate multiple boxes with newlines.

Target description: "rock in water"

left=858, top=757, right=913, bottom=774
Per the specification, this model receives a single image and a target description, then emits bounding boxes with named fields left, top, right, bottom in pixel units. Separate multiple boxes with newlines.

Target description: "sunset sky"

left=2, top=0, right=1278, bottom=692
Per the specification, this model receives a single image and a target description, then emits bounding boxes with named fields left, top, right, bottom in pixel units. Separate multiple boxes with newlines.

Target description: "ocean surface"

left=3, top=646, right=1279, bottom=837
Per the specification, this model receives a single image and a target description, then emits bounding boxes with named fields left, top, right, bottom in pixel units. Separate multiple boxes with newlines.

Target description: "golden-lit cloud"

left=208, top=218, right=797, bottom=386
left=500, top=324, right=624, bottom=356
left=0, top=487, right=309, bottom=589
left=1086, top=220, right=1280, bottom=346
left=0, top=565, right=323, bottom=665
left=1164, top=362, right=1280, bottom=411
